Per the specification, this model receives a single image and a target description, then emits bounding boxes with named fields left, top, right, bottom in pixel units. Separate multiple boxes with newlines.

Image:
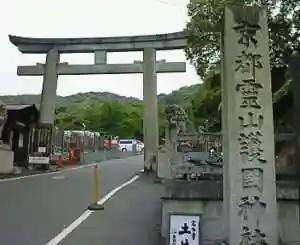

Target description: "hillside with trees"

left=0, top=92, right=140, bottom=108
left=0, top=85, right=201, bottom=138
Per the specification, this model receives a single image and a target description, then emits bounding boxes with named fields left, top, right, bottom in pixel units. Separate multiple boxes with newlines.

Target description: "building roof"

left=6, top=104, right=37, bottom=111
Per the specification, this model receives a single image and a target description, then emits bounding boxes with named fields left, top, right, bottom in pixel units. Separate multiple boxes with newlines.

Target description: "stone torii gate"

left=8, top=32, right=187, bottom=170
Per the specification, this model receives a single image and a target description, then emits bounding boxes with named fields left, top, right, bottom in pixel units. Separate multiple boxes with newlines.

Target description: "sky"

left=0, top=0, right=200, bottom=99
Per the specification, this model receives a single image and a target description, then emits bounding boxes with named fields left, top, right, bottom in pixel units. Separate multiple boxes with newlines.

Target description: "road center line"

left=45, top=174, right=140, bottom=245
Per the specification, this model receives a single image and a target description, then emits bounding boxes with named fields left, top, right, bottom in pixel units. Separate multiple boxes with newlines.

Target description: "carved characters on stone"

left=235, top=51, right=263, bottom=73
left=238, top=131, right=266, bottom=163
left=251, top=196, right=267, bottom=226
left=231, top=7, right=272, bottom=245
left=251, top=228, right=268, bottom=245
left=242, top=168, right=263, bottom=191
left=232, top=6, right=261, bottom=48
left=240, top=225, right=252, bottom=245
left=238, top=196, right=266, bottom=224
left=238, top=196, right=252, bottom=221
left=233, top=22, right=259, bottom=48
left=233, top=8, right=264, bottom=110
left=240, top=225, right=268, bottom=245
left=233, top=8, right=267, bottom=165
left=238, top=112, right=263, bottom=129
left=236, top=78, right=263, bottom=109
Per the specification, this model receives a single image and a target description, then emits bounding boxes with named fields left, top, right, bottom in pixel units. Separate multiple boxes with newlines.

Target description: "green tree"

left=185, top=0, right=300, bottom=78
left=55, top=100, right=144, bottom=138
left=185, top=0, right=300, bottom=132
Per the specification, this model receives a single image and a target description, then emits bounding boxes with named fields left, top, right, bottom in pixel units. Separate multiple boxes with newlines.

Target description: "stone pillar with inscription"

left=222, top=6, right=278, bottom=245
left=290, top=54, right=300, bottom=220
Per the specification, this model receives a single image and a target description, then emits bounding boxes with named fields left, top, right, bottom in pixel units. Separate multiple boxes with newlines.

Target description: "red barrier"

left=68, top=149, right=76, bottom=168
left=56, top=155, right=64, bottom=169
left=73, top=148, right=81, bottom=161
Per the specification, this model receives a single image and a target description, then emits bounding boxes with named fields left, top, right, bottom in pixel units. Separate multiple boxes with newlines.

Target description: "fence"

left=52, top=129, right=108, bottom=154
left=51, top=129, right=140, bottom=164
left=196, top=132, right=222, bottom=154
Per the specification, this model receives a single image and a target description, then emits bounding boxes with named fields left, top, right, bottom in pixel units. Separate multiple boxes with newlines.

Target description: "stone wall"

left=161, top=179, right=300, bottom=244
left=0, top=144, right=14, bottom=174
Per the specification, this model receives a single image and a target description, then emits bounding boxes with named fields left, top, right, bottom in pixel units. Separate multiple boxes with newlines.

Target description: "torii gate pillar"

left=39, top=48, right=60, bottom=126
left=143, top=48, right=158, bottom=172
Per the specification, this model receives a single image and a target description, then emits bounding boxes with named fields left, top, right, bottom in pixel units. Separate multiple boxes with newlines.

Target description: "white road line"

left=0, top=163, right=95, bottom=183
left=45, top=174, right=140, bottom=245
left=0, top=155, right=141, bottom=183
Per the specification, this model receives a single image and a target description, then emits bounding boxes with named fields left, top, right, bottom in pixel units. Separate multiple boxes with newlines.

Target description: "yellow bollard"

left=87, top=165, right=104, bottom=211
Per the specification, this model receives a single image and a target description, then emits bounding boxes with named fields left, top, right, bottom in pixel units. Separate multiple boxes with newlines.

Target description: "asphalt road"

left=60, top=174, right=162, bottom=245
left=0, top=155, right=153, bottom=245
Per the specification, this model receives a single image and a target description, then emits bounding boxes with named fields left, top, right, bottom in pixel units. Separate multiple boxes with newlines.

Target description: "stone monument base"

left=0, top=144, right=14, bottom=174
left=160, top=179, right=300, bottom=245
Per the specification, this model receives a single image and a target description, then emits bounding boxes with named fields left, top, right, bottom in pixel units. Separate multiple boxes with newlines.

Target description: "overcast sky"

left=0, top=0, right=200, bottom=99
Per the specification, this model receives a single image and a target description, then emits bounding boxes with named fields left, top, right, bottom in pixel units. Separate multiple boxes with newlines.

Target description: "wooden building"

left=1, top=104, right=39, bottom=168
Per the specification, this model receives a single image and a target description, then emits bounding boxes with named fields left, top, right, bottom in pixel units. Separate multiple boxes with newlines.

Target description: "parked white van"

left=118, top=139, right=136, bottom=152
left=118, top=139, right=144, bottom=152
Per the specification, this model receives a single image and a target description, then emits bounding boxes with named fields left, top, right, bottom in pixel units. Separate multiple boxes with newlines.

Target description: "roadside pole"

left=81, top=123, right=86, bottom=164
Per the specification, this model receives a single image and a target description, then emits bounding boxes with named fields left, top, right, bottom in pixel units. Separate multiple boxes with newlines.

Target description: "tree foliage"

left=56, top=101, right=143, bottom=138
left=55, top=100, right=169, bottom=140
left=184, top=0, right=299, bottom=132
left=185, top=0, right=300, bottom=78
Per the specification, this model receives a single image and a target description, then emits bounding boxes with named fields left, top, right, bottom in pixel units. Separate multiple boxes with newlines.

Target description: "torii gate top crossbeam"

left=8, top=31, right=187, bottom=54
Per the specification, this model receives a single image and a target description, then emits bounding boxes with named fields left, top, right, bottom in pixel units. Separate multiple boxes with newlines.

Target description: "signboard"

left=38, top=147, right=47, bottom=153
left=28, top=156, right=49, bottom=164
left=169, top=214, right=200, bottom=245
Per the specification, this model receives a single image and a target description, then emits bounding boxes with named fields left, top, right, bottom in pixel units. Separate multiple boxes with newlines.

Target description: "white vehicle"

left=118, top=139, right=137, bottom=152
left=136, top=140, right=144, bottom=152
left=118, top=139, right=144, bottom=152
